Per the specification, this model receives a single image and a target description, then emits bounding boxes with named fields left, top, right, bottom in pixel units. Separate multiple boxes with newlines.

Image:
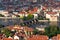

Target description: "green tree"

left=0, top=14, right=5, bottom=17
left=1, top=28, right=12, bottom=37
left=38, top=17, right=44, bottom=20
left=27, top=14, right=34, bottom=20
left=22, top=14, right=34, bottom=20
left=45, top=26, right=58, bottom=38
left=33, top=29, right=39, bottom=35
left=23, top=16, right=27, bottom=21
left=0, top=24, right=5, bottom=28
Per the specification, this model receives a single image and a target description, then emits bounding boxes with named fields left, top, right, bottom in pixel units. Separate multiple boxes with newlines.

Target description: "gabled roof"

left=27, top=35, right=48, bottom=40
left=42, top=6, right=47, bottom=10
left=7, top=25, right=34, bottom=32
left=52, top=36, right=57, bottom=40
left=3, top=38, right=13, bottom=40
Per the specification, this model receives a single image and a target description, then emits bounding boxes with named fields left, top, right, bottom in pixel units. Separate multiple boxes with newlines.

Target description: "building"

left=45, top=11, right=59, bottom=26
left=27, top=35, right=49, bottom=40
left=52, top=34, right=60, bottom=40
left=7, top=25, right=34, bottom=36
left=45, top=12, right=59, bottom=21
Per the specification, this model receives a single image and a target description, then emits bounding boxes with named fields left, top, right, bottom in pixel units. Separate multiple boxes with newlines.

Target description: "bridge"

left=0, top=17, right=49, bottom=27
left=20, top=19, right=49, bottom=28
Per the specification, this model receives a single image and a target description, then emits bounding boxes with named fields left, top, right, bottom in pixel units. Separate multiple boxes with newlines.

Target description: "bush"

left=1, top=28, right=12, bottom=37
left=33, top=29, right=39, bottom=35
left=44, top=26, right=58, bottom=38
left=0, top=14, right=5, bottom=17
left=22, top=14, right=34, bottom=21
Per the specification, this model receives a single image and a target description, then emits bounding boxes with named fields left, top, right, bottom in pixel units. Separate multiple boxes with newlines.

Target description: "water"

left=0, top=17, right=21, bottom=26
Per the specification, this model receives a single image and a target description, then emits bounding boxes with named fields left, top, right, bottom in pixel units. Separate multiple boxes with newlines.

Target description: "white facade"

left=46, top=12, right=59, bottom=21
left=33, top=13, right=38, bottom=19
left=13, top=12, right=18, bottom=15
left=14, top=36, right=19, bottom=40
left=0, top=10, right=9, bottom=17
left=0, top=10, right=8, bottom=14
left=52, top=8, right=60, bottom=12
left=18, top=13, right=28, bottom=18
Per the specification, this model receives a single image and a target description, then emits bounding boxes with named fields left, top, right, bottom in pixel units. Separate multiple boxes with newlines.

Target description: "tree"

left=0, top=24, right=5, bottom=28
left=33, top=29, right=39, bottom=35
left=0, top=14, right=5, bottom=17
left=44, top=26, right=58, bottom=38
left=27, top=14, right=34, bottom=20
left=1, top=28, right=12, bottom=37
left=38, top=15, right=44, bottom=20
left=22, top=16, right=27, bottom=21
left=22, top=14, right=34, bottom=21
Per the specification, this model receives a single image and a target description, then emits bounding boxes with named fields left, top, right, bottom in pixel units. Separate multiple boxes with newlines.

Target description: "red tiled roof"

left=0, top=34, right=2, bottom=36
left=52, top=36, right=57, bottom=40
left=33, top=7, right=38, bottom=12
left=28, top=10, right=35, bottom=14
left=7, top=25, right=33, bottom=32
left=0, top=38, right=2, bottom=40
left=27, top=35, right=48, bottom=40
left=7, top=25, right=23, bottom=30
left=57, top=34, right=60, bottom=40
left=18, top=33, right=26, bottom=37
left=52, top=34, right=60, bottom=40
left=3, top=38, right=13, bottom=40
left=42, top=6, right=47, bottom=10
left=19, top=11, right=26, bottom=14
left=19, top=7, right=38, bottom=14
left=24, top=27, right=34, bottom=32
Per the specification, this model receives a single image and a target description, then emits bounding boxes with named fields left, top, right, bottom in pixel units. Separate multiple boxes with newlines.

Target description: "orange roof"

left=7, top=25, right=23, bottom=30
left=18, top=33, right=26, bottom=37
left=19, top=7, right=38, bottom=14
left=52, top=34, right=60, bottom=40
left=24, top=27, right=34, bottom=32
left=28, top=10, right=35, bottom=14
left=33, top=7, right=38, bottom=12
left=27, top=35, right=48, bottom=40
left=7, top=25, right=33, bottom=31
left=52, top=36, right=57, bottom=40
left=0, top=38, right=2, bottom=40
left=42, top=6, right=47, bottom=10
left=57, top=34, right=60, bottom=40
left=28, top=7, right=38, bottom=14
left=3, top=38, right=13, bottom=40
left=20, top=11, right=25, bottom=14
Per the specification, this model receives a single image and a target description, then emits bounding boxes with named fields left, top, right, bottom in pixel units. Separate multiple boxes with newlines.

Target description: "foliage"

left=22, top=16, right=27, bottom=21
left=0, top=24, right=5, bottom=28
left=0, top=14, right=5, bottom=17
left=22, top=14, right=34, bottom=20
left=44, top=26, right=58, bottom=38
left=33, top=29, right=39, bottom=35
left=20, top=23, right=26, bottom=26
left=27, top=14, right=34, bottom=20
left=38, top=17, right=44, bottom=20
left=33, top=29, right=45, bottom=35
left=38, top=15, right=45, bottom=20
left=1, top=28, right=12, bottom=37
left=46, top=18, right=49, bottom=20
